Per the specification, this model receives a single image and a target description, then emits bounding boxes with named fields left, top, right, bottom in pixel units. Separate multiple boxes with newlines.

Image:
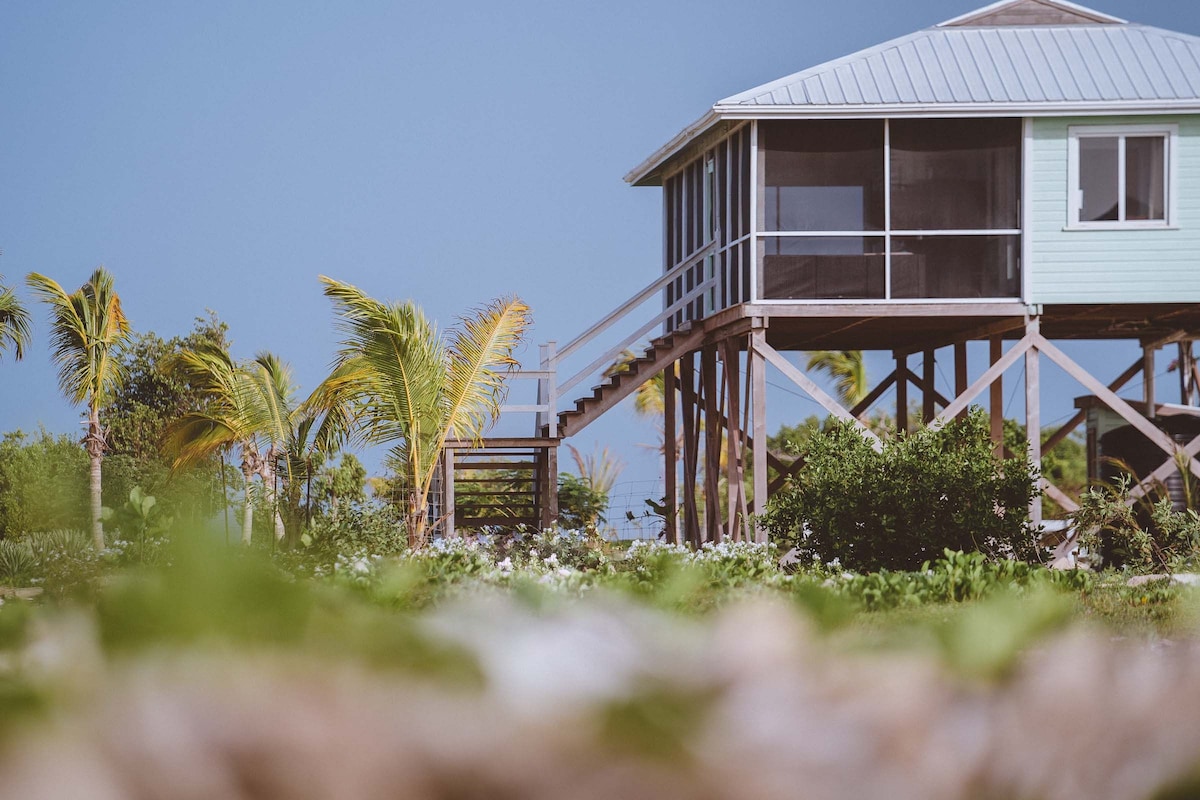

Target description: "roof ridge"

left=937, top=0, right=1126, bottom=28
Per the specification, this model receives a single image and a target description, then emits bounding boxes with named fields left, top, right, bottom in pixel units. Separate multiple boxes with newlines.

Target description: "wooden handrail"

left=558, top=275, right=716, bottom=398
left=502, top=237, right=719, bottom=435
left=556, top=238, right=718, bottom=362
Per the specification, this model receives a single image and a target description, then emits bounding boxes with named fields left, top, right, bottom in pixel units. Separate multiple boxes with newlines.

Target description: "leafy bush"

left=831, top=549, right=1092, bottom=610
left=557, top=473, right=611, bottom=530
left=1072, top=482, right=1200, bottom=572
left=304, top=505, right=408, bottom=559
left=761, top=410, right=1038, bottom=572
left=0, top=540, right=36, bottom=586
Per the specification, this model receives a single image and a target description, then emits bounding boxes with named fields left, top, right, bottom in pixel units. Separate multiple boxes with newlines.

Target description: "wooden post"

left=1179, top=341, right=1192, bottom=406
left=664, top=363, right=678, bottom=544
left=895, top=351, right=908, bottom=434
left=954, top=342, right=968, bottom=422
left=1026, top=317, right=1042, bottom=528
left=443, top=447, right=456, bottom=538
left=680, top=352, right=700, bottom=546
left=1144, top=344, right=1157, bottom=419
left=542, top=444, right=558, bottom=530
left=990, top=336, right=1004, bottom=459
left=702, top=345, right=721, bottom=543
left=721, top=338, right=746, bottom=541
left=922, top=348, right=937, bottom=424
left=750, top=326, right=768, bottom=543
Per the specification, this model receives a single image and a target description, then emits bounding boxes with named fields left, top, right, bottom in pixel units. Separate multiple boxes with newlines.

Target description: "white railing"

left=500, top=239, right=720, bottom=435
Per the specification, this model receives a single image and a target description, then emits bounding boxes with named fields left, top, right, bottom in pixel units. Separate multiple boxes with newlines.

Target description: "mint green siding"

left=1028, top=115, right=1200, bottom=304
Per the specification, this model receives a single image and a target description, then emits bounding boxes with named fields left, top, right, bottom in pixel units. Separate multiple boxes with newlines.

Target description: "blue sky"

left=4, top=0, right=1200, bottom=522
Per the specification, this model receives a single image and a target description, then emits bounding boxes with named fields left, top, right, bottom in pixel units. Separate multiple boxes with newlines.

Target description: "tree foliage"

left=309, top=276, right=530, bottom=548
left=0, top=275, right=31, bottom=362
left=762, top=410, right=1039, bottom=571
left=26, top=268, right=131, bottom=549
left=0, top=430, right=89, bottom=537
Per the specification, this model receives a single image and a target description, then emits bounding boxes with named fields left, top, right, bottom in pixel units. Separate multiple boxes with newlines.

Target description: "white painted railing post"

left=537, top=341, right=557, bottom=435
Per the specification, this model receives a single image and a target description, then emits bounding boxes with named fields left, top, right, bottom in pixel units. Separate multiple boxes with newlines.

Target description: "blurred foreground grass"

left=0, top=534, right=1199, bottom=799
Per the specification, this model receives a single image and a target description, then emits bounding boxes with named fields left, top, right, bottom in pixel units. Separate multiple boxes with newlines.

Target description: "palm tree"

left=0, top=276, right=32, bottom=361
left=164, top=345, right=306, bottom=544
left=805, top=350, right=869, bottom=409
left=310, top=276, right=530, bottom=549
left=26, top=268, right=131, bottom=549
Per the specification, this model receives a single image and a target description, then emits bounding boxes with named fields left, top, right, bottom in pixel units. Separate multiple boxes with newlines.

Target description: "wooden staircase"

left=443, top=438, right=559, bottom=534
left=546, top=322, right=707, bottom=439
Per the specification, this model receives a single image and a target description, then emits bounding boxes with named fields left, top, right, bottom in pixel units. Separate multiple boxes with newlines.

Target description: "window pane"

left=891, top=235, right=1021, bottom=299
left=760, top=236, right=886, bottom=299
left=890, top=119, right=1021, bottom=230
left=761, top=121, right=884, bottom=231
left=1126, top=136, right=1165, bottom=221
left=1079, top=137, right=1119, bottom=222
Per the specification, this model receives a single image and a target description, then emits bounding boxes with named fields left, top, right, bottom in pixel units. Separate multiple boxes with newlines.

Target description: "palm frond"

left=26, top=268, right=131, bottom=407
left=0, top=275, right=32, bottom=361
left=805, top=350, right=868, bottom=408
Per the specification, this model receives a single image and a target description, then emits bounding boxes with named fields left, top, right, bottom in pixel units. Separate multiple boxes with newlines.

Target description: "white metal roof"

left=627, top=0, right=1200, bottom=185
left=718, top=24, right=1200, bottom=108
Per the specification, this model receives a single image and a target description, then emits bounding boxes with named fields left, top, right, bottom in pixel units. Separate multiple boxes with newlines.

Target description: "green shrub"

left=0, top=541, right=36, bottom=587
left=1072, top=480, right=1200, bottom=572
left=761, top=410, right=1038, bottom=572
left=304, top=505, right=408, bottom=559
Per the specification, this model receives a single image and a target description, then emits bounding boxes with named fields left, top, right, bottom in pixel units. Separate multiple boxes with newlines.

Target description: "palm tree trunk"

left=241, top=459, right=255, bottom=546
left=86, top=405, right=105, bottom=550
left=407, top=490, right=423, bottom=550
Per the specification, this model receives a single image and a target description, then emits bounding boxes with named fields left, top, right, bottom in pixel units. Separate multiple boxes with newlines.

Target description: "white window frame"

left=1067, top=123, right=1178, bottom=230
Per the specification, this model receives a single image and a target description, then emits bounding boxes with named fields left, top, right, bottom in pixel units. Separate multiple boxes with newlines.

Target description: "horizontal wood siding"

left=1029, top=115, right=1200, bottom=304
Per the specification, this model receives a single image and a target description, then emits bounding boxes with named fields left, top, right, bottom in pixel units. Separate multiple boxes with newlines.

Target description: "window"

left=1069, top=125, right=1175, bottom=227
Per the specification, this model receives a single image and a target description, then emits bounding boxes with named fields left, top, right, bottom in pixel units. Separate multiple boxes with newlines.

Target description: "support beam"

left=721, top=338, right=747, bottom=541
left=1026, top=318, right=1042, bottom=528
left=954, top=342, right=968, bottom=422
left=990, top=337, right=1004, bottom=459
left=1128, top=432, right=1200, bottom=504
left=1041, top=478, right=1080, bottom=514
left=702, top=346, right=721, bottom=543
left=541, top=445, right=558, bottom=529
left=849, top=370, right=896, bottom=419
left=753, top=340, right=882, bottom=450
left=1042, top=359, right=1140, bottom=454
left=767, top=456, right=805, bottom=495
left=664, top=365, right=678, bottom=544
left=1179, top=341, right=1193, bottom=406
left=680, top=353, right=700, bottom=546
left=750, top=327, right=768, bottom=543
left=923, top=349, right=937, bottom=424
left=896, top=352, right=908, bottom=434
left=1144, top=345, right=1157, bottom=420
left=443, top=447, right=456, bottom=538
left=932, top=335, right=1034, bottom=427
left=903, top=368, right=950, bottom=409
left=1035, top=336, right=1200, bottom=480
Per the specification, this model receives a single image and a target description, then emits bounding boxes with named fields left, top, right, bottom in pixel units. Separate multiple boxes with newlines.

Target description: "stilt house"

left=447, top=0, right=1200, bottom=544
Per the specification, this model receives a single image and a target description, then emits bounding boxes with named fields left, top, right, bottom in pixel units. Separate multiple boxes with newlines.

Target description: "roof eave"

left=712, top=99, right=1200, bottom=117
left=624, top=108, right=720, bottom=186
left=627, top=99, right=1200, bottom=185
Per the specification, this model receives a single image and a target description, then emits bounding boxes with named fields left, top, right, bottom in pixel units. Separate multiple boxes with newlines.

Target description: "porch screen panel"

left=761, top=120, right=884, bottom=231
left=760, top=237, right=885, bottom=300
left=891, top=235, right=1020, bottom=299
left=890, top=118, right=1020, bottom=230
